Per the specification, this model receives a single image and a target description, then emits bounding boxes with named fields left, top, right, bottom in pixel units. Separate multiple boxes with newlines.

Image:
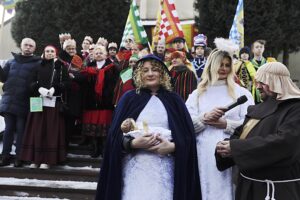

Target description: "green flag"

left=120, top=67, right=133, bottom=83
left=120, top=0, right=148, bottom=47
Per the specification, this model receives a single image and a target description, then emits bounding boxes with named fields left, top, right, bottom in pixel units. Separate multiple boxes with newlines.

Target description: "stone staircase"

left=0, top=141, right=102, bottom=200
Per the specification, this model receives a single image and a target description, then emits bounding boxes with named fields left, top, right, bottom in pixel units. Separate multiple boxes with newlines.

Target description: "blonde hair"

left=93, top=45, right=107, bottom=55
left=133, top=60, right=172, bottom=93
left=198, top=49, right=236, bottom=99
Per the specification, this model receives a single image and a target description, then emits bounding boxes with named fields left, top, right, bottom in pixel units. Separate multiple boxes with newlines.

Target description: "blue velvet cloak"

left=95, top=88, right=201, bottom=200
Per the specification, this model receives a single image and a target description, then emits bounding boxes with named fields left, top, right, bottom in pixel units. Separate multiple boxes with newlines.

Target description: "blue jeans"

left=1, top=113, right=26, bottom=157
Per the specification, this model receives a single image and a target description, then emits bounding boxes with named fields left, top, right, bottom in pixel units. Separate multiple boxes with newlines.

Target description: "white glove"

left=38, top=87, right=48, bottom=97
left=48, top=87, right=55, bottom=97
left=38, top=87, right=55, bottom=97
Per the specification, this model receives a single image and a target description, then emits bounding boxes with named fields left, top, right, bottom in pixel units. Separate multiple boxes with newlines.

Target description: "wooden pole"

left=148, top=41, right=153, bottom=54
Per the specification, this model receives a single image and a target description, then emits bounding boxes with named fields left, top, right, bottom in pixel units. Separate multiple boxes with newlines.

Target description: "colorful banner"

left=229, top=0, right=244, bottom=48
left=156, top=0, right=184, bottom=44
left=120, top=0, right=149, bottom=47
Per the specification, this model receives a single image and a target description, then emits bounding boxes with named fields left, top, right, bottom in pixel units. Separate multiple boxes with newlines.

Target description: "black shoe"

left=78, top=136, right=88, bottom=146
left=14, top=159, right=23, bottom=167
left=90, top=141, right=101, bottom=158
left=0, top=155, right=11, bottom=166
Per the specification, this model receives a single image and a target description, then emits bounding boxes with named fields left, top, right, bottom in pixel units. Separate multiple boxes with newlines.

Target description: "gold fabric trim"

left=239, top=119, right=260, bottom=139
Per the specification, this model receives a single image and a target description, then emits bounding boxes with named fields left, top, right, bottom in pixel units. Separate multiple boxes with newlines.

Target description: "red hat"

left=170, top=51, right=186, bottom=60
left=165, top=48, right=176, bottom=53
left=71, top=55, right=83, bottom=69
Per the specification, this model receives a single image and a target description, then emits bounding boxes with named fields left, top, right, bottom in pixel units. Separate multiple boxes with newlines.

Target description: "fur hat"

left=59, top=33, right=71, bottom=41
left=84, top=36, right=93, bottom=44
left=71, top=55, right=83, bottom=69
left=97, top=37, right=108, bottom=47
left=108, top=42, right=118, bottom=50
left=193, top=34, right=207, bottom=47
left=63, top=39, right=76, bottom=50
left=214, top=38, right=239, bottom=57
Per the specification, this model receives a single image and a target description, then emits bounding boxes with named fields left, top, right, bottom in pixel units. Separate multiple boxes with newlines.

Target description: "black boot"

left=0, top=155, right=11, bottom=167
left=78, top=135, right=88, bottom=146
left=14, top=158, right=23, bottom=168
left=90, top=138, right=101, bottom=158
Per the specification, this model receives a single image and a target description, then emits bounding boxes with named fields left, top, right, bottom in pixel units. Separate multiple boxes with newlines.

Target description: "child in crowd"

left=192, top=34, right=208, bottom=79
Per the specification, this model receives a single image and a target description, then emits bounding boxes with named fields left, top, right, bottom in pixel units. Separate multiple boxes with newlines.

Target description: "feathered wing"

left=214, top=38, right=239, bottom=56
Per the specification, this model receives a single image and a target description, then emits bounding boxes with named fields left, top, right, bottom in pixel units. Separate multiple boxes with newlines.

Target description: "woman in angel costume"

left=185, top=38, right=254, bottom=200
left=95, top=54, right=201, bottom=200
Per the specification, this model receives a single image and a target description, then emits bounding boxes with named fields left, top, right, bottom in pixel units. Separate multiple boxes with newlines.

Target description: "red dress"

left=81, top=59, right=118, bottom=137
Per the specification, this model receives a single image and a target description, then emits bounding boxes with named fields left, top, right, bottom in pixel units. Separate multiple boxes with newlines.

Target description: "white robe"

left=122, top=95, right=174, bottom=200
left=186, top=80, right=254, bottom=200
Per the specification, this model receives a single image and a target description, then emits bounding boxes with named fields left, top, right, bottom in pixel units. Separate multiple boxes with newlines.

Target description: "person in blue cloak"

left=95, top=54, right=201, bottom=200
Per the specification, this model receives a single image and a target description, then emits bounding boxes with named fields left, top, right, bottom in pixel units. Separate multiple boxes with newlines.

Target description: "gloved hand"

left=38, top=87, right=48, bottom=97
left=48, top=87, right=55, bottom=97
left=38, top=87, right=55, bottom=97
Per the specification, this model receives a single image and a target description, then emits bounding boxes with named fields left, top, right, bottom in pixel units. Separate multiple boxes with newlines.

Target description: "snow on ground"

left=66, top=153, right=95, bottom=159
left=0, top=196, right=69, bottom=200
left=0, top=177, right=97, bottom=190
left=56, top=165, right=100, bottom=171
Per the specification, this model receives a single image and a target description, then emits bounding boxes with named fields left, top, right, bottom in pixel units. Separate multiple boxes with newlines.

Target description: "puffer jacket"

left=0, top=53, right=41, bottom=117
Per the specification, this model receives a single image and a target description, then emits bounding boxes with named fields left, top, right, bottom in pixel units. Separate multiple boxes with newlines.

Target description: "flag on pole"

left=229, top=0, right=244, bottom=49
left=157, top=0, right=184, bottom=44
left=151, top=4, right=162, bottom=48
left=120, top=0, right=148, bottom=47
left=1, top=0, right=18, bottom=13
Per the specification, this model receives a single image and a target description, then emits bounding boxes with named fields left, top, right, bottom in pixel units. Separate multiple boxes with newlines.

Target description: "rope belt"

left=240, top=173, right=300, bottom=200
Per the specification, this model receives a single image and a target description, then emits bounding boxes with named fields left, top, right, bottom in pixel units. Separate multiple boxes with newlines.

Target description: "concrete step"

left=65, top=154, right=102, bottom=168
left=0, top=165, right=99, bottom=182
left=0, top=177, right=97, bottom=200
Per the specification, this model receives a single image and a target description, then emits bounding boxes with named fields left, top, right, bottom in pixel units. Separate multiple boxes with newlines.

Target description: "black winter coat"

left=30, top=59, right=69, bottom=98
left=0, top=53, right=41, bottom=117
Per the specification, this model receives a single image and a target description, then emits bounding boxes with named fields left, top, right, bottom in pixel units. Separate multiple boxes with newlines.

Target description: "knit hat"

left=193, top=34, right=207, bottom=47
left=256, top=62, right=300, bottom=100
left=108, top=42, right=118, bottom=50
left=170, top=51, right=186, bottom=60
left=239, top=46, right=250, bottom=57
left=165, top=48, right=176, bottom=53
left=169, top=51, right=195, bottom=73
left=71, top=55, right=83, bottom=69
left=44, top=45, right=58, bottom=56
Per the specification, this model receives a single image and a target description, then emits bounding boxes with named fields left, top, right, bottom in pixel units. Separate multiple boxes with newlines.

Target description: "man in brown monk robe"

left=215, top=62, right=300, bottom=200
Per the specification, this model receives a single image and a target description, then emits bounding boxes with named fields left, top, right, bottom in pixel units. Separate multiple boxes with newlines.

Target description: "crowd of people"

left=0, top=32, right=300, bottom=200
